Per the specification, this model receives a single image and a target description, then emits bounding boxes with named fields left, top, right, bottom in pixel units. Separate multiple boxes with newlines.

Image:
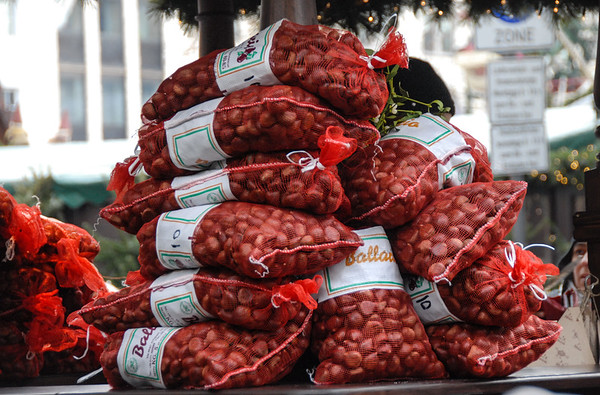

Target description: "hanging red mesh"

left=0, top=265, right=58, bottom=326
left=6, top=201, right=46, bottom=260
left=141, top=19, right=395, bottom=123
left=102, top=149, right=351, bottom=235
left=311, top=288, right=447, bottom=384
left=39, top=215, right=101, bottom=261
left=436, top=240, right=559, bottom=327
left=100, top=307, right=312, bottom=390
left=390, top=180, right=528, bottom=284
left=80, top=267, right=322, bottom=333
left=137, top=84, right=378, bottom=179
left=51, top=238, right=108, bottom=298
left=427, top=314, right=561, bottom=378
left=42, top=314, right=106, bottom=375
left=136, top=201, right=362, bottom=280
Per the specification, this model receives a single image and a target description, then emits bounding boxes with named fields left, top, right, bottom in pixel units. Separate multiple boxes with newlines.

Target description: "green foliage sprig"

left=371, top=64, right=451, bottom=137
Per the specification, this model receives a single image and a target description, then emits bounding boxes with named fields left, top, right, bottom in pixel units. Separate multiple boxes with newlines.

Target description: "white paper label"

left=383, top=114, right=475, bottom=189
left=155, top=205, right=218, bottom=270
left=214, top=19, right=283, bottom=95
left=316, top=226, right=404, bottom=302
left=117, top=327, right=179, bottom=388
left=150, top=269, right=215, bottom=326
left=403, top=273, right=461, bottom=324
left=164, top=97, right=230, bottom=171
left=172, top=163, right=236, bottom=207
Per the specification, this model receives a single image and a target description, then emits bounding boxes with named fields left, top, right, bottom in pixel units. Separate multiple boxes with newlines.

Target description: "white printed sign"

left=214, top=19, right=283, bottom=94
left=164, top=97, right=229, bottom=171
left=316, top=226, right=404, bottom=302
left=475, top=12, right=554, bottom=52
left=403, top=274, right=461, bottom=324
left=155, top=205, right=218, bottom=270
left=150, top=269, right=215, bottom=327
left=117, top=327, right=179, bottom=388
left=172, top=165, right=236, bottom=207
left=385, top=114, right=475, bottom=188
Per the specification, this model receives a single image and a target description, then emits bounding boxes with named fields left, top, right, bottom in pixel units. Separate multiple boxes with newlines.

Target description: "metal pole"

left=197, top=0, right=235, bottom=57
left=260, top=0, right=317, bottom=29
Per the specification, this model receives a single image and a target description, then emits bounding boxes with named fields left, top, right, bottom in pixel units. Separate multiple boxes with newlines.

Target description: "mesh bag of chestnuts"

left=79, top=267, right=322, bottom=333
left=341, top=114, right=492, bottom=230
left=0, top=186, right=46, bottom=261
left=103, top=128, right=357, bottom=235
left=136, top=201, right=363, bottom=280
left=450, top=123, right=494, bottom=183
left=389, top=180, right=528, bottom=284
left=310, top=226, right=447, bottom=384
left=0, top=341, right=44, bottom=380
left=99, top=306, right=313, bottom=390
left=137, top=84, right=379, bottom=179
left=0, top=186, right=16, bottom=239
left=140, top=19, right=403, bottom=124
left=404, top=240, right=559, bottom=328
left=39, top=215, right=100, bottom=261
left=426, top=314, right=561, bottom=378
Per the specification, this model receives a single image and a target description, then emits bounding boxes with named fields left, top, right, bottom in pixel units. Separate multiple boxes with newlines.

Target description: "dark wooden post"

left=573, top=7, right=600, bottom=318
left=260, top=0, right=317, bottom=29
left=197, top=0, right=235, bottom=57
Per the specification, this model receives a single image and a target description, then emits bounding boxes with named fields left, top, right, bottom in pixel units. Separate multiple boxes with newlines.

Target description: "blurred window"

left=0, top=0, right=17, bottom=35
left=100, top=0, right=124, bottom=66
left=60, top=73, right=87, bottom=141
left=139, top=0, right=163, bottom=70
left=423, top=20, right=455, bottom=54
left=102, top=75, right=126, bottom=139
left=59, top=2, right=84, bottom=63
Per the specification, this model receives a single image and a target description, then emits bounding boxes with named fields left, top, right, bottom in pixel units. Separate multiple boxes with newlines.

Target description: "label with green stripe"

left=164, top=97, right=230, bottom=171
left=316, top=226, right=404, bottom=302
left=155, top=205, right=218, bottom=270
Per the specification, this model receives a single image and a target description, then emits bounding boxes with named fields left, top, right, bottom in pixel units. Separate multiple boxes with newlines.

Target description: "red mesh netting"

left=390, top=180, right=527, bottom=283
left=453, top=126, right=494, bottom=183
left=137, top=201, right=362, bottom=280
left=311, top=288, right=447, bottom=384
left=39, top=215, right=101, bottom=261
left=102, top=149, right=350, bottom=235
left=40, top=313, right=106, bottom=375
left=100, top=307, right=312, bottom=390
left=340, top=115, right=493, bottom=230
left=137, top=84, right=378, bottom=179
left=0, top=265, right=58, bottom=326
left=436, top=240, right=558, bottom=327
left=141, top=19, right=395, bottom=123
left=0, top=343, right=44, bottom=380
left=427, top=314, right=561, bottom=378
left=0, top=186, right=16, bottom=239
left=5, top=201, right=46, bottom=260
left=79, top=267, right=322, bottom=333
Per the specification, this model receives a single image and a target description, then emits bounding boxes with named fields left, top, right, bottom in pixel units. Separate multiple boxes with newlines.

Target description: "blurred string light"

left=528, top=143, right=597, bottom=190
left=148, top=1, right=600, bottom=33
